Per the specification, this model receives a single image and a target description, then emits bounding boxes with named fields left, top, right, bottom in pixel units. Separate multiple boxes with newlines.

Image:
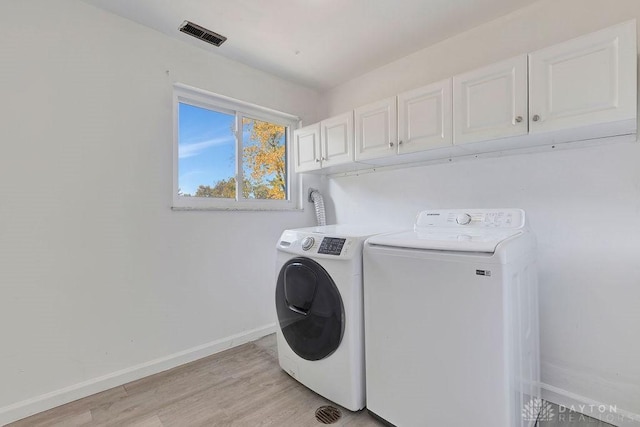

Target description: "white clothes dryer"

left=275, top=224, right=395, bottom=411
left=363, top=209, right=540, bottom=427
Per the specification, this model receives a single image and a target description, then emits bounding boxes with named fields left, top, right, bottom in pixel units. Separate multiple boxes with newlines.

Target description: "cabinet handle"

left=515, top=116, right=523, bottom=123
left=389, top=142, right=394, bottom=148
left=532, top=114, right=541, bottom=122
left=321, top=157, right=326, bottom=161
left=398, top=140, right=403, bottom=145
left=315, top=158, right=320, bottom=163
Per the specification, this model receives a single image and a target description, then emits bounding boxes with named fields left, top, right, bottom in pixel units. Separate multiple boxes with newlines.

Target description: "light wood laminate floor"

left=8, top=334, right=611, bottom=427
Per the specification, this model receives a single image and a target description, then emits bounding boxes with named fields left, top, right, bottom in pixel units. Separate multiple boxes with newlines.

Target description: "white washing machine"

left=363, top=209, right=540, bottom=427
left=275, top=224, right=395, bottom=411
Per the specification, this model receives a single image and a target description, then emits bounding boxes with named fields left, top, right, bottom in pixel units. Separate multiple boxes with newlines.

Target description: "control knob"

left=301, top=237, right=315, bottom=251
left=456, top=213, right=472, bottom=225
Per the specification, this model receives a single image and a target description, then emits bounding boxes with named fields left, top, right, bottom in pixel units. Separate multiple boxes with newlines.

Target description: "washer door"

left=276, top=257, right=345, bottom=361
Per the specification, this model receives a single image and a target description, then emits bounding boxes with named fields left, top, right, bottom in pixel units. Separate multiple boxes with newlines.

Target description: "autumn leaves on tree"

left=194, top=119, right=286, bottom=200
left=243, top=119, right=286, bottom=200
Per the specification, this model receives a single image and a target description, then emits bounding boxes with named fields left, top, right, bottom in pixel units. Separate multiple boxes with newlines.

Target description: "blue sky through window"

left=178, top=103, right=235, bottom=196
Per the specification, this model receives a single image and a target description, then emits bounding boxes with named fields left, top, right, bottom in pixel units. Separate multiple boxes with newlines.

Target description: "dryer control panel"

left=415, top=209, right=525, bottom=230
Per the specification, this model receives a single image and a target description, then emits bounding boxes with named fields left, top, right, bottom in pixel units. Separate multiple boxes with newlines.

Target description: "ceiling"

left=80, top=0, right=539, bottom=90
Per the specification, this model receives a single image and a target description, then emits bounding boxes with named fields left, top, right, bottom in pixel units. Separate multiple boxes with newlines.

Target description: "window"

left=173, top=84, right=300, bottom=210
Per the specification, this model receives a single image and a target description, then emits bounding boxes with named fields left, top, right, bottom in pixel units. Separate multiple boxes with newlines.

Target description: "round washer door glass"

left=275, top=257, right=345, bottom=361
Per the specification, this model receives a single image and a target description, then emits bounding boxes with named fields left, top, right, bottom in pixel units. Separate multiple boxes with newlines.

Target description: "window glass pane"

left=178, top=103, right=236, bottom=199
left=242, top=117, right=287, bottom=200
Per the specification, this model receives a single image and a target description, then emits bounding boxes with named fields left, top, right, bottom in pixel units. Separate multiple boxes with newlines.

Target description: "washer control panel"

left=318, top=237, right=346, bottom=255
left=416, top=209, right=525, bottom=230
left=278, top=230, right=357, bottom=258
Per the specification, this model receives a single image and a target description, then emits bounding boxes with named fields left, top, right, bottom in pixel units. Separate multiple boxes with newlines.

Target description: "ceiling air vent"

left=179, top=21, right=227, bottom=47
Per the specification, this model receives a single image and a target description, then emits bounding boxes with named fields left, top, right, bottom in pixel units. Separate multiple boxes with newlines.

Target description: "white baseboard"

left=0, top=323, right=277, bottom=426
left=542, top=382, right=640, bottom=427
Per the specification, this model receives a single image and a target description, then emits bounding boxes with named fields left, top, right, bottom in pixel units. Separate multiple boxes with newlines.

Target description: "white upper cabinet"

left=355, top=97, right=398, bottom=161
left=321, top=112, right=354, bottom=167
left=294, top=21, right=636, bottom=175
left=398, top=78, right=453, bottom=154
left=293, top=123, right=321, bottom=173
left=529, top=20, right=637, bottom=134
left=453, top=55, right=529, bottom=145
left=293, top=113, right=354, bottom=173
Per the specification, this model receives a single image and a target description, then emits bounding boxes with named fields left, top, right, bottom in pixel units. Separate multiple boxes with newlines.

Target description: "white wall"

left=320, top=0, right=640, bottom=423
left=0, top=0, right=320, bottom=423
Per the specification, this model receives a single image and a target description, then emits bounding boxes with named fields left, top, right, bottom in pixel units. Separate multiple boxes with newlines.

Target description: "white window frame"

left=172, top=83, right=301, bottom=211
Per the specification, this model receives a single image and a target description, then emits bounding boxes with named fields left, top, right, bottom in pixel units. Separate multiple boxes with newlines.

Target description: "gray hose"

left=308, top=189, right=326, bottom=226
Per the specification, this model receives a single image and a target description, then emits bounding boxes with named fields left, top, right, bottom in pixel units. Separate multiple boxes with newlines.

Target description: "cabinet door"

left=453, top=55, right=528, bottom=145
left=293, top=123, right=321, bottom=173
left=398, top=78, right=452, bottom=154
left=321, top=112, right=354, bottom=167
left=529, top=21, right=637, bottom=134
left=355, top=97, right=398, bottom=161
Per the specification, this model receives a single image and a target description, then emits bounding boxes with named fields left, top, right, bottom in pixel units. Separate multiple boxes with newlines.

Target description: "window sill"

left=171, top=205, right=304, bottom=212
